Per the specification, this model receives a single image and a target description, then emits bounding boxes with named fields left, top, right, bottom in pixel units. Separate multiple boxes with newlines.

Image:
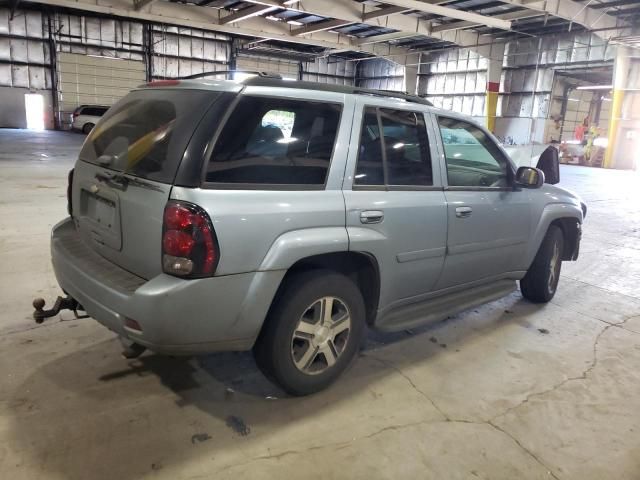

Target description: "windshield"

left=79, top=89, right=220, bottom=184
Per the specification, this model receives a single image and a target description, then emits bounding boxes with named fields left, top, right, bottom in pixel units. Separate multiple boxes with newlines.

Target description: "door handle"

left=360, top=210, right=384, bottom=224
left=455, top=206, right=472, bottom=218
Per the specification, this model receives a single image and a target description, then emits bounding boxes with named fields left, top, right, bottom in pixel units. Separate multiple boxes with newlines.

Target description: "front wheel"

left=82, top=123, right=95, bottom=134
left=253, top=270, right=366, bottom=396
left=520, top=225, right=564, bottom=303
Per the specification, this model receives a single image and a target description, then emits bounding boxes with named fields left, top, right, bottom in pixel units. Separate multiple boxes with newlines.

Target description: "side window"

left=354, top=107, right=432, bottom=187
left=208, top=96, right=342, bottom=186
left=437, top=116, right=510, bottom=188
left=354, top=107, right=384, bottom=186
left=380, top=109, right=432, bottom=186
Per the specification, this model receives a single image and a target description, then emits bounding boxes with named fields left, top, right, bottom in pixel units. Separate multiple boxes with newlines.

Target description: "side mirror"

left=515, top=166, right=545, bottom=189
left=536, top=146, right=560, bottom=184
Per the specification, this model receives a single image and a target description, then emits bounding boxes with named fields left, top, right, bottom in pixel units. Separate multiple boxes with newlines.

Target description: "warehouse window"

left=207, top=96, right=342, bottom=187
left=355, top=107, right=432, bottom=187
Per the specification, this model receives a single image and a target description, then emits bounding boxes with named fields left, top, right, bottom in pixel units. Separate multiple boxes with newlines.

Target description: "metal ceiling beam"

left=362, top=6, right=411, bottom=21
left=431, top=9, right=543, bottom=33
left=245, top=0, right=495, bottom=50
left=357, top=31, right=420, bottom=45
left=363, top=0, right=512, bottom=30
left=219, top=4, right=275, bottom=24
left=291, top=19, right=354, bottom=36
left=498, top=0, right=627, bottom=39
left=27, top=0, right=408, bottom=56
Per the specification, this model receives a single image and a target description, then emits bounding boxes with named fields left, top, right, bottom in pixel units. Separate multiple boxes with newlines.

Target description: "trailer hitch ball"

left=32, top=295, right=89, bottom=323
left=33, top=298, right=46, bottom=311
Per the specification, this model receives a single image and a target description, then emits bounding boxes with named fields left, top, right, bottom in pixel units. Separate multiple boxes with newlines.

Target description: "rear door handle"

left=360, top=210, right=384, bottom=224
left=455, top=206, right=472, bottom=218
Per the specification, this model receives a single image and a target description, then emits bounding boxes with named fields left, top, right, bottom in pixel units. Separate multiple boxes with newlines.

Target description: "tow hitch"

left=32, top=295, right=89, bottom=323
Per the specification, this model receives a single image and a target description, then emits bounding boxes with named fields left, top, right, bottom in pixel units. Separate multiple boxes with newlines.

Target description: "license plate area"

left=78, top=184, right=122, bottom=251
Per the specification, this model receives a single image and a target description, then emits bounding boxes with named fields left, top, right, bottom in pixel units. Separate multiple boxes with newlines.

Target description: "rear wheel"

left=82, top=123, right=95, bottom=134
left=520, top=225, right=564, bottom=303
left=254, top=270, right=366, bottom=396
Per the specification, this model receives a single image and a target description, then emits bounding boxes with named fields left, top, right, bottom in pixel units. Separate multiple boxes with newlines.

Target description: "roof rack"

left=354, top=88, right=433, bottom=107
left=178, top=70, right=282, bottom=80
left=173, top=74, right=433, bottom=108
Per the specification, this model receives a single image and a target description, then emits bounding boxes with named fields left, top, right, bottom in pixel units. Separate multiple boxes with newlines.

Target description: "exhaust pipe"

left=32, top=295, right=89, bottom=323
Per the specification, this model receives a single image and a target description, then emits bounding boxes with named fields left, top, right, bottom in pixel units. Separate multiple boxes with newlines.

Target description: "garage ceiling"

left=22, top=0, right=636, bottom=60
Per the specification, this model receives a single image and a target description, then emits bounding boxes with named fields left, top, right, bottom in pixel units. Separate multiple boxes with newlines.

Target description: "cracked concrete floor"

left=1, top=129, right=640, bottom=479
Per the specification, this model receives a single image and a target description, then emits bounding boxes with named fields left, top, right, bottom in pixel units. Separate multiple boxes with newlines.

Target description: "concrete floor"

left=1, top=128, right=639, bottom=480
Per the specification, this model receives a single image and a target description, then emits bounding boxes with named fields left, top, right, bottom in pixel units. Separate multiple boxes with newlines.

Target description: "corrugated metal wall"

left=0, top=9, right=51, bottom=90
left=303, top=57, right=355, bottom=85
left=418, top=48, right=487, bottom=118
left=356, top=59, right=404, bottom=90
left=237, top=54, right=299, bottom=79
left=150, top=25, right=230, bottom=79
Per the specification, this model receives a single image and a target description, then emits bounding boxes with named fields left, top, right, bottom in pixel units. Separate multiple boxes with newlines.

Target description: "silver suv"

left=41, top=76, right=586, bottom=395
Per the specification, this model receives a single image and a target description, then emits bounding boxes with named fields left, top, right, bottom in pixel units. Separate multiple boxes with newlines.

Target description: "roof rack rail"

left=177, top=70, right=282, bottom=80
left=354, top=88, right=433, bottom=107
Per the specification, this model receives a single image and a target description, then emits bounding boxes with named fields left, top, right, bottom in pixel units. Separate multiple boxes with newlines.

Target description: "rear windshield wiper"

left=95, top=172, right=164, bottom=192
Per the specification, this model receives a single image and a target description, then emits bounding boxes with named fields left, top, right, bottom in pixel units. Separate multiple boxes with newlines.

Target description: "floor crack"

left=364, top=354, right=451, bottom=422
left=487, top=420, right=561, bottom=480
left=492, top=314, right=635, bottom=424
left=365, top=353, right=562, bottom=478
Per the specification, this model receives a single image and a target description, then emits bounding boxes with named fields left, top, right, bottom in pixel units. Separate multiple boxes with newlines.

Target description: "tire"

left=82, top=123, right=95, bottom=134
left=253, top=269, right=366, bottom=396
left=520, top=225, right=564, bottom=303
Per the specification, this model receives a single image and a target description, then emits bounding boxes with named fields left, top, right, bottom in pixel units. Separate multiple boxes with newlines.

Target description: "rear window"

left=79, top=89, right=219, bottom=184
left=206, top=96, right=342, bottom=187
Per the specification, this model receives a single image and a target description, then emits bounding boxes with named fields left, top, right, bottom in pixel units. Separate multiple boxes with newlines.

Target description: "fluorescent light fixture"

left=287, top=20, right=303, bottom=26
left=576, top=85, right=612, bottom=90
left=601, top=97, right=612, bottom=102
left=567, top=98, right=580, bottom=102
left=277, top=137, right=298, bottom=144
left=392, top=142, right=405, bottom=149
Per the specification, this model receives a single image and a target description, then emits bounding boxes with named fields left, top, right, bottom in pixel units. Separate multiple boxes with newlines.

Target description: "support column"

left=402, top=53, right=420, bottom=95
left=603, top=46, right=632, bottom=169
left=485, top=42, right=504, bottom=134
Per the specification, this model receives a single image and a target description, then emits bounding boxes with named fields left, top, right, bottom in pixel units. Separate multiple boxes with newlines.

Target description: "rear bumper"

left=50, top=218, right=284, bottom=355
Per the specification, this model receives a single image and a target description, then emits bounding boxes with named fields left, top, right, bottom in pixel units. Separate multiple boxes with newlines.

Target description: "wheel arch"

left=269, top=251, right=381, bottom=327
left=526, top=203, right=582, bottom=266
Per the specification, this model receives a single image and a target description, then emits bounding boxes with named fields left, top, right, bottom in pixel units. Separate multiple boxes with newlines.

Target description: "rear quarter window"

left=79, top=89, right=220, bottom=184
left=206, top=96, right=342, bottom=188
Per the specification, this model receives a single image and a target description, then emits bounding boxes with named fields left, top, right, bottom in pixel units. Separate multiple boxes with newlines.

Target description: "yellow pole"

left=486, top=81, right=499, bottom=133
left=603, top=46, right=630, bottom=169
left=603, top=88, right=624, bottom=169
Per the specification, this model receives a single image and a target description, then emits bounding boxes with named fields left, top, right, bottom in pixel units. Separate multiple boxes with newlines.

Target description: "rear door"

left=432, top=114, right=531, bottom=289
left=71, top=87, right=227, bottom=279
left=343, top=100, right=447, bottom=313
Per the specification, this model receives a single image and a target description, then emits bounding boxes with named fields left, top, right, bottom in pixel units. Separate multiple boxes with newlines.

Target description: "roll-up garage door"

left=57, top=52, right=145, bottom=129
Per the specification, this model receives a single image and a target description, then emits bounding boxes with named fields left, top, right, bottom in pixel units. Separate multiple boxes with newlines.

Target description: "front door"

left=343, top=102, right=448, bottom=313
left=432, top=115, right=531, bottom=289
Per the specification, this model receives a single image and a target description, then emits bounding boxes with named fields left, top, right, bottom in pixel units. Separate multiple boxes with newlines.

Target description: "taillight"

left=67, top=168, right=74, bottom=216
left=162, top=201, right=219, bottom=278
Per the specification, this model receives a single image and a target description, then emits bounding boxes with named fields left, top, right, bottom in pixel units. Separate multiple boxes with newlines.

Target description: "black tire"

left=520, top=225, right=564, bottom=303
left=82, top=123, right=95, bottom=134
left=254, top=269, right=366, bottom=396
